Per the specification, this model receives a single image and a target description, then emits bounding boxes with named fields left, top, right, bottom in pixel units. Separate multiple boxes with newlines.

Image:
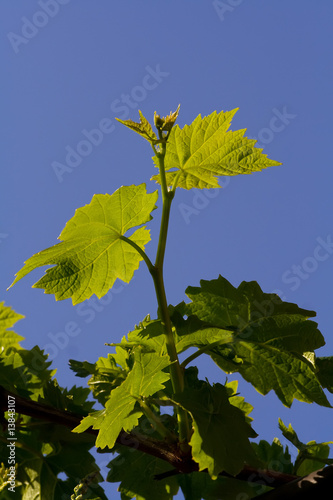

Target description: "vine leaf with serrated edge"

left=73, top=348, right=171, bottom=449
left=0, top=301, right=25, bottom=353
left=315, top=356, right=333, bottom=393
left=175, top=276, right=330, bottom=408
left=0, top=304, right=107, bottom=499
left=251, top=438, right=294, bottom=475
left=151, top=108, right=281, bottom=189
left=278, top=419, right=333, bottom=475
left=116, top=110, right=158, bottom=143
left=9, top=184, right=158, bottom=304
left=174, top=381, right=258, bottom=478
left=107, top=446, right=179, bottom=500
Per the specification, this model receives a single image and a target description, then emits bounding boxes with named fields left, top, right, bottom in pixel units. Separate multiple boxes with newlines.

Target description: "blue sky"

left=1, top=1, right=333, bottom=498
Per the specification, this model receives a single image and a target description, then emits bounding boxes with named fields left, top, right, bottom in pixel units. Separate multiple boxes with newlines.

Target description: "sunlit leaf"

left=116, top=110, right=157, bottom=143
left=151, top=109, right=281, bottom=189
left=10, top=184, right=158, bottom=304
left=73, top=348, right=171, bottom=449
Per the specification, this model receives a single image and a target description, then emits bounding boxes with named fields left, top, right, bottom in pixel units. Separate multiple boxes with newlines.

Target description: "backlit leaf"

left=73, top=348, right=171, bottom=449
left=0, top=309, right=55, bottom=399
left=10, top=184, right=158, bottom=304
left=151, top=109, right=281, bottom=189
left=116, top=110, right=157, bottom=143
left=0, top=301, right=24, bottom=354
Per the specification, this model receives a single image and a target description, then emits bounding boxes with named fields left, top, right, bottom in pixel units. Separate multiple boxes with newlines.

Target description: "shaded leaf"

left=296, top=441, right=333, bottom=476
left=178, top=472, right=267, bottom=500
left=278, top=419, right=333, bottom=475
left=171, top=308, right=234, bottom=358
left=179, top=276, right=329, bottom=407
left=175, top=381, right=257, bottom=478
left=0, top=396, right=107, bottom=499
left=12, top=425, right=107, bottom=500
left=107, top=446, right=178, bottom=500
left=315, top=356, right=333, bottom=393
left=70, top=354, right=128, bottom=405
left=225, top=380, right=254, bottom=423
left=251, top=438, right=293, bottom=474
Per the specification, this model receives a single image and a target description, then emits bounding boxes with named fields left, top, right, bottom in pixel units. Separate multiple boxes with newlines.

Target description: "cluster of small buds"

left=154, top=104, right=180, bottom=132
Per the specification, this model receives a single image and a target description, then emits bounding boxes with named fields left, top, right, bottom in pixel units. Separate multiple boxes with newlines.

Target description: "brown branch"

left=0, top=385, right=191, bottom=472
left=0, top=385, right=302, bottom=488
left=253, top=464, right=333, bottom=499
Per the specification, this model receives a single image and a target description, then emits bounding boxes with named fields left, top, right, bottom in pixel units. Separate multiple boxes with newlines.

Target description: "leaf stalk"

left=138, top=398, right=177, bottom=442
left=120, top=235, right=154, bottom=273
left=180, top=339, right=230, bottom=368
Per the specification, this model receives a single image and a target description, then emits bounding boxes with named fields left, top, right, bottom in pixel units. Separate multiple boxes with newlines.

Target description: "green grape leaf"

left=69, top=358, right=97, bottom=378
left=170, top=309, right=234, bottom=361
left=175, top=381, right=258, bottom=478
left=116, top=110, right=158, bottom=142
left=0, top=344, right=56, bottom=398
left=225, top=380, right=254, bottom=423
left=0, top=301, right=24, bottom=334
left=127, top=316, right=167, bottom=355
left=295, top=442, right=333, bottom=476
left=70, top=354, right=129, bottom=406
left=5, top=427, right=107, bottom=499
left=278, top=419, right=333, bottom=475
left=40, top=380, right=95, bottom=415
left=0, top=311, right=56, bottom=399
left=10, top=184, right=158, bottom=304
left=251, top=439, right=293, bottom=474
left=151, top=109, right=281, bottom=189
left=120, top=313, right=233, bottom=360
left=315, top=356, right=333, bottom=393
left=0, top=301, right=25, bottom=354
left=74, top=349, right=171, bottom=449
left=0, top=386, right=107, bottom=500
left=179, top=276, right=329, bottom=407
left=107, top=446, right=178, bottom=500
left=278, top=419, right=306, bottom=450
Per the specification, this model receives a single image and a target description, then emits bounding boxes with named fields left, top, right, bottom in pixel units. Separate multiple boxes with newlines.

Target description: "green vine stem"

left=150, top=131, right=191, bottom=445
